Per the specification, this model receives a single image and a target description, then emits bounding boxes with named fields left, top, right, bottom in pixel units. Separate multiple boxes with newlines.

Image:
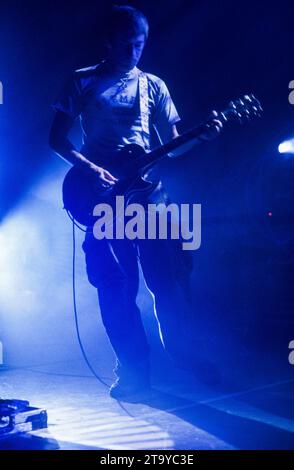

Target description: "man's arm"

left=49, top=111, right=118, bottom=185
left=167, top=111, right=224, bottom=158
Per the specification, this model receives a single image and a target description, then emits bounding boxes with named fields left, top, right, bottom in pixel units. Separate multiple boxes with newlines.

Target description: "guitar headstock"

left=221, top=93, right=263, bottom=124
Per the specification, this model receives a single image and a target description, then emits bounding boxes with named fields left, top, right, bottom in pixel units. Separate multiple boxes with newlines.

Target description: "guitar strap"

left=138, top=72, right=150, bottom=151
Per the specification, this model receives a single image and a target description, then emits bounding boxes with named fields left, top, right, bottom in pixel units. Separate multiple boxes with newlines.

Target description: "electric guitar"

left=62, top=93, right=262, bottom=227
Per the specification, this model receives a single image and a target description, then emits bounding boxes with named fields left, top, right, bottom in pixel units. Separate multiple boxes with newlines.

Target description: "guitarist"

left=49, top=5, right=223, bottom=399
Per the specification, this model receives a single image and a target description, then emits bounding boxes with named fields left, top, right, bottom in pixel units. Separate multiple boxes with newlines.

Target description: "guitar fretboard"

left=138, top=123, right=208, bottom=170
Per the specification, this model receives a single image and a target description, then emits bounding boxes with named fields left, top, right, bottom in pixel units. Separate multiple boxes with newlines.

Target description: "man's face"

left=108, top=33, right=146, bottom=71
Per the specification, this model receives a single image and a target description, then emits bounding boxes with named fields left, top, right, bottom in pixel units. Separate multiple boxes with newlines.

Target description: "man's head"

left=105, top=5, right=149, bottom=72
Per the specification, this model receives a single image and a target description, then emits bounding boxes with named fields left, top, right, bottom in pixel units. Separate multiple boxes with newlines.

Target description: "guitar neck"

left=139, top=122, right=208, bottom=171
left=136, top=93, right=262, bottom=172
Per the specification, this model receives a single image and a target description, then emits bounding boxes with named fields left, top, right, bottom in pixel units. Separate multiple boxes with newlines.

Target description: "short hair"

left=106, top=5, right=149, bottom=41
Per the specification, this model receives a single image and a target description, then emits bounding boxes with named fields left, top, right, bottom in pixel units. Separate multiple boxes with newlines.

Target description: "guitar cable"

left=70, top=212, right=109, bottom=388
left=68, top=211, right=134, bottom=417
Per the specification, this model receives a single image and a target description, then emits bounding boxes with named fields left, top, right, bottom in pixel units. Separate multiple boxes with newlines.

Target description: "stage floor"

left=0, top=359, right=294, bottom=450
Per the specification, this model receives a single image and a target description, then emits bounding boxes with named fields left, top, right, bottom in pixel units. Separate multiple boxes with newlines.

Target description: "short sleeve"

left=52, top=73, right=83, bottom=119
left=152, top=79, right=181, bottom=141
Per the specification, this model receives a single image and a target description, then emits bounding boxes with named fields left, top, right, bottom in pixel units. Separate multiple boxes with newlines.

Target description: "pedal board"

left=0, top=399, right=48, bottom=436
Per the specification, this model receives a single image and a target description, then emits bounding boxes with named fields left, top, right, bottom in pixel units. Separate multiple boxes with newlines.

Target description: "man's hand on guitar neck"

left=199, top=110, right=224, bottom=141
left=167, top=110, right=223, bottom=158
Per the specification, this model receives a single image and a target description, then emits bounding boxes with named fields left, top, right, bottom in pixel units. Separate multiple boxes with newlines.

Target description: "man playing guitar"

left=49, top=5, right=225, bottom=399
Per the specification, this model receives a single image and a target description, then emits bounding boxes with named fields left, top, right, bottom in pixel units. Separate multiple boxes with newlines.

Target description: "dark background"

left=0, top=0, right=293, bottom=371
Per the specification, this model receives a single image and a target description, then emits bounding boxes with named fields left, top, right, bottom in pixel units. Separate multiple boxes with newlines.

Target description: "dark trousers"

left=82, top=230, right=193, bottom=381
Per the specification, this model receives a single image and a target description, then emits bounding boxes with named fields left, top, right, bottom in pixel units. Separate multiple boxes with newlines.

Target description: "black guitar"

left=62, top=94, right=262, bottom=226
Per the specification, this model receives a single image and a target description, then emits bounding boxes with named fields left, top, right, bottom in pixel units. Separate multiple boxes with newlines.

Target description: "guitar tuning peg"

left=243, top=94, right=251, bottom=101
left=219, top=111, right=228, bottom=122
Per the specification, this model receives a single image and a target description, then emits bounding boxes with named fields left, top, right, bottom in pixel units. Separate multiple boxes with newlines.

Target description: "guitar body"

left=62, top=144, right=158, bottom=227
